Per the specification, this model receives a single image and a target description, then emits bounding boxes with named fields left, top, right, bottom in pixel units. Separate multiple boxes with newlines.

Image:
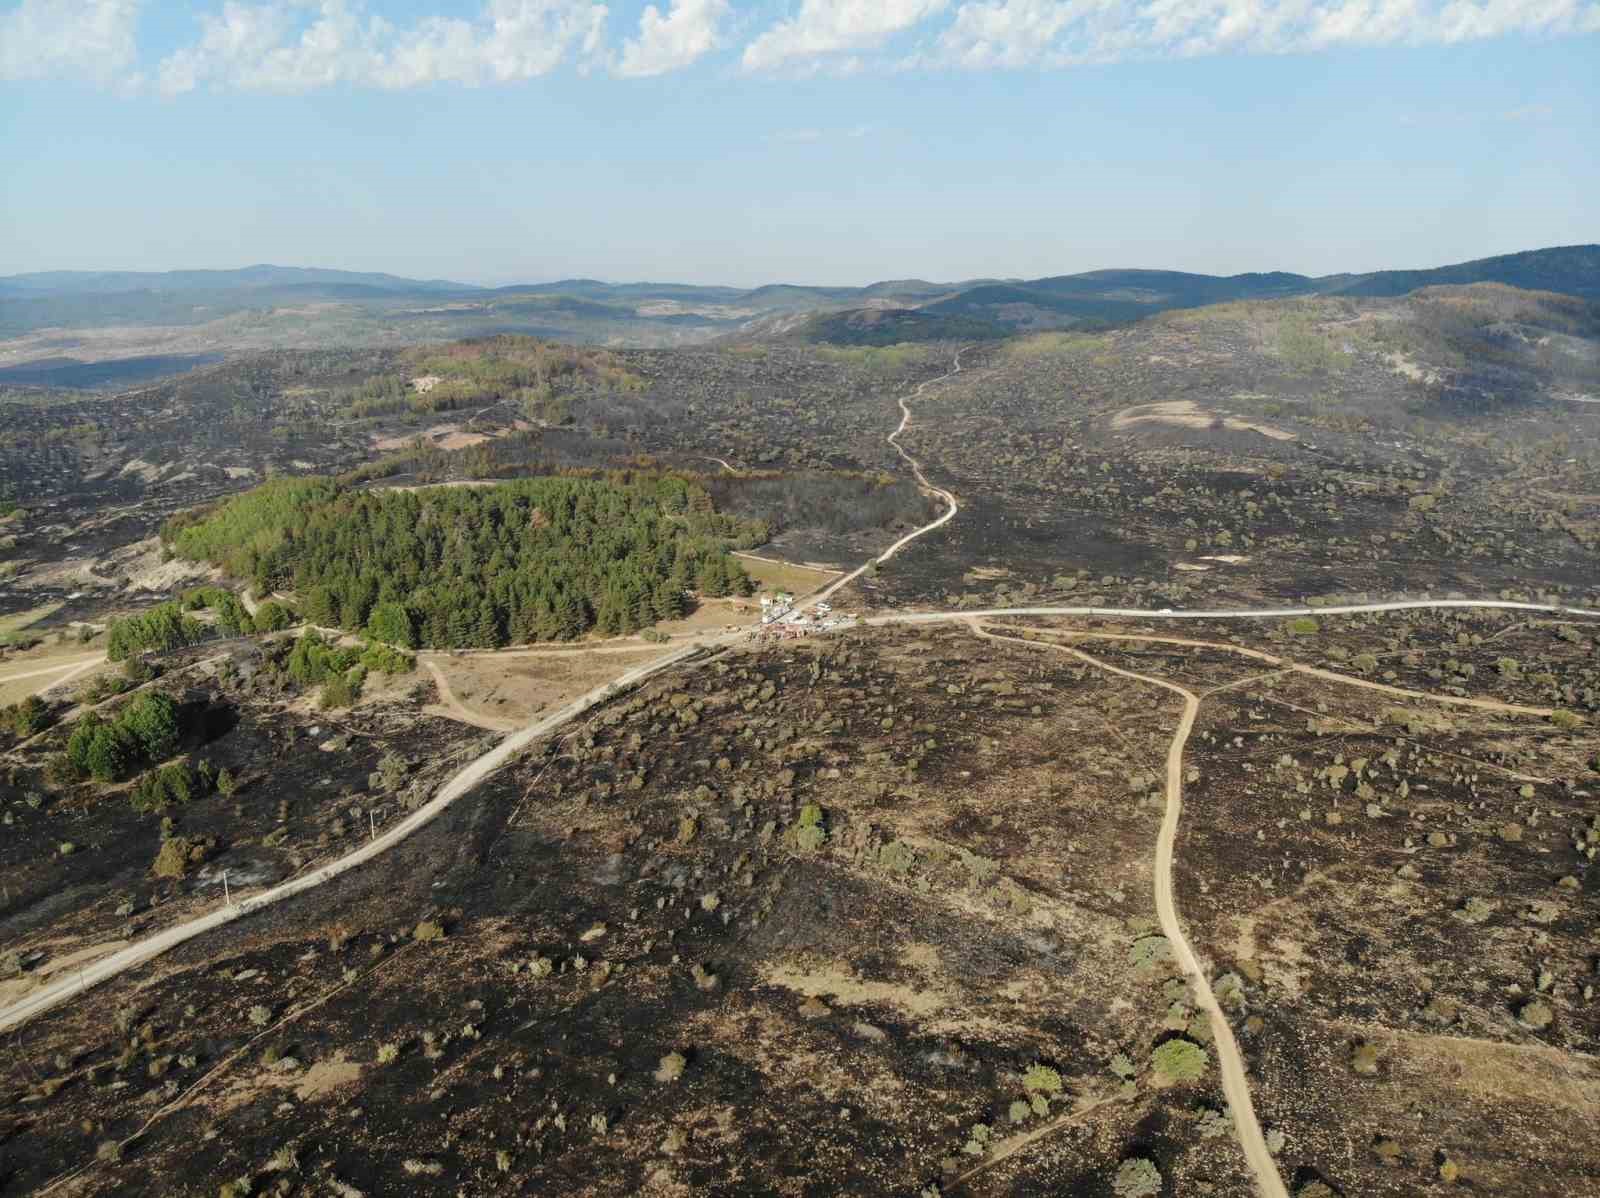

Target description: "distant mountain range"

left=1, top=245, right=1594, bottom=350
left=0, top=264, right=473, bottom=297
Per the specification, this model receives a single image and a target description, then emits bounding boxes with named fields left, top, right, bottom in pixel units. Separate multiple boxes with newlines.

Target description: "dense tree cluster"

left=63, top=692, right=182, bottom=782
left=106, top=602, right=205, bottom=662
left=164, top=474, right=759, bottom=648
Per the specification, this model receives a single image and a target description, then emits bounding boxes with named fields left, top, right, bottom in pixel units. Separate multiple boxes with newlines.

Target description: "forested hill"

left=162, top=476, right=766, bottom=648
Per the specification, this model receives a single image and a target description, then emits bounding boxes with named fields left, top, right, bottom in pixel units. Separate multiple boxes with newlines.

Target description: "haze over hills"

left=0, top=244, right=1595, bottom=384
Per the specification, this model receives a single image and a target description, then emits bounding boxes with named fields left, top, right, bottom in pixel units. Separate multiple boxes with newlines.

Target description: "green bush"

left=1112, top=1157, right=1163, bottom=1198
left=319, top=668, right=364, bottom=709
left=179, top=587, right=254, bottom=635
left=359, top=642, right=415, bottom=675
left=120, top=692, right=180, bottom=761
left=1150, top=1038, right=1209, bottom=1082
left=288, top=629, right=362, bottom=687
left=251, top=600, right=296, bottom=632
left=67, top=714, right=134, bottom=781
left=365, top=601, right=416, bottom=648
left=1023, top=1064, right=1063, bottom=1094
left=130, top=760, right=207, bottom=813
left=4, top=695, right=50, bottom=738
left=793, top=802, right=827, bottom=851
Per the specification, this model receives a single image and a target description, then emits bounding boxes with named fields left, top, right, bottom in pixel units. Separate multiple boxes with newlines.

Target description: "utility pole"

left=222, top=870, right=231, bottom=910
left=370, top=810, right=377, bottom=841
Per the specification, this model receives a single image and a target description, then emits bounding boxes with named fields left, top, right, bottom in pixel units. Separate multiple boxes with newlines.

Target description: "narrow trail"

left=422, top=660, right=520, bottom=732
left=973, top=624, right=1290, bottom=1198
left=1011, top=627, right=1560, bottom=717
left=0, top=654, right=106, bottom=686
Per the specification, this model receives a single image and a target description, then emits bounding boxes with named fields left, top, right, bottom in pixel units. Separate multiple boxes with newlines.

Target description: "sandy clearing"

left=420, top=646, right=671, bottom=727
left=1111, top=399, right=1295, bottom=442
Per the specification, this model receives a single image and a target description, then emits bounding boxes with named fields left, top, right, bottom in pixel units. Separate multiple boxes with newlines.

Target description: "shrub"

left=1518, top=998, right=1553, bottom=1030
left=654, top=1051, right=687, bottom=1083
left=364, top=602, right=416, bottom=648
left=216, top=767, right=238, bottom=796
left=1128, top=935, right=1174, bottom=971
left=371, top=751, right=408, bottom=793
left=1549, top=709, right=1584, bottom=731
left=69, top=717, right=134, bottom=782
left=1350, top=1042, right=1379, bottom=1075
left=1023, top=1064, right=1063, bottom=1094
left=151, top=836, right=197, bottom=878
left=319, top=672, right=361, bottom=709
left=120, top=692, right=181, bottom=761
left=287, top=629, right=362, bottom=687
left=1150, top=1038, right=1208, bottom=1082
left=1285, top=617, right=1320, bottom=636
left=793, top=801, right=827, bottom=850
left=1112, top=1157, right=1163, bottom=1197
left=130, top=761, right=201, bottom=813
left=251, top=600, right=296, bottom=633
left=5, top=695, right=50, bottom=738
left=359, top=642, right=414, bottom=675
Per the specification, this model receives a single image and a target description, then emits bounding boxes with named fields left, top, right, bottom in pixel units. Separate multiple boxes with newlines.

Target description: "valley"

left=0, top=262, right=1597, bottom=1198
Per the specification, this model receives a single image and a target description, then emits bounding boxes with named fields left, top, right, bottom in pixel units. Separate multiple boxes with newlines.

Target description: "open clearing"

left=418, top=643, right=675, bottom=725
left=1110, top=399, right=1295, bottom=441
left=735, top=553, right=845, bottom=595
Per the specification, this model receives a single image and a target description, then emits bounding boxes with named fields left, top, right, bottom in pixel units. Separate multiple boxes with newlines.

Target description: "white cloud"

left=0, top=0, right=141, bottom=83
left=155, top=0, right=609, bottom=94
left=616, top=0, right=728, bottom=76
left=923, top=0, right=1600, bottom=68
left=7, top=0, right=1598, bottom=92
left=742, top=0, right=950, bottom=71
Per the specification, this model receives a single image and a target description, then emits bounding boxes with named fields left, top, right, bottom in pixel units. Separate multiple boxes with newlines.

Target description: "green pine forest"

left=162, top=474, right=766, bottom=649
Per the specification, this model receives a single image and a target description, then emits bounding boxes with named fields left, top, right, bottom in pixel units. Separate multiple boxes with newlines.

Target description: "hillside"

left=4, top=246, right=1593, bottom=370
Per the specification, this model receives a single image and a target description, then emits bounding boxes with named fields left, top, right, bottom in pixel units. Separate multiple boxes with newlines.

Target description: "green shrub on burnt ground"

left=287, top=630, right=363, bottom=687
left=163, top=474, right=760, bottom=648
left=129, top=757, right=218, bottom=814
left=3, top=694, right=51, bottom=738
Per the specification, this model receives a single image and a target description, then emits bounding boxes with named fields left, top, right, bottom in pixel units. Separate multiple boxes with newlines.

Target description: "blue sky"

left=1, top=1, right=1596, bottom=286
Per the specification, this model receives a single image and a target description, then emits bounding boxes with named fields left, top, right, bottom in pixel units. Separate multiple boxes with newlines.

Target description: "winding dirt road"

left=805, top=349, right=966, bottom=611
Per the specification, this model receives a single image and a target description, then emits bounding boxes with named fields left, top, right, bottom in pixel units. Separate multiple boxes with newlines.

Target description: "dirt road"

left=975, top=624, right=1290, bottom=1198
left=806, top=348, right=966, bottom=611
left=0, top=642, right=700, bottom=1035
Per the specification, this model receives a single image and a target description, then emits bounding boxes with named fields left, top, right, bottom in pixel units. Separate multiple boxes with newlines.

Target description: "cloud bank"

left=3, top=0, right=1597, bottom=90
